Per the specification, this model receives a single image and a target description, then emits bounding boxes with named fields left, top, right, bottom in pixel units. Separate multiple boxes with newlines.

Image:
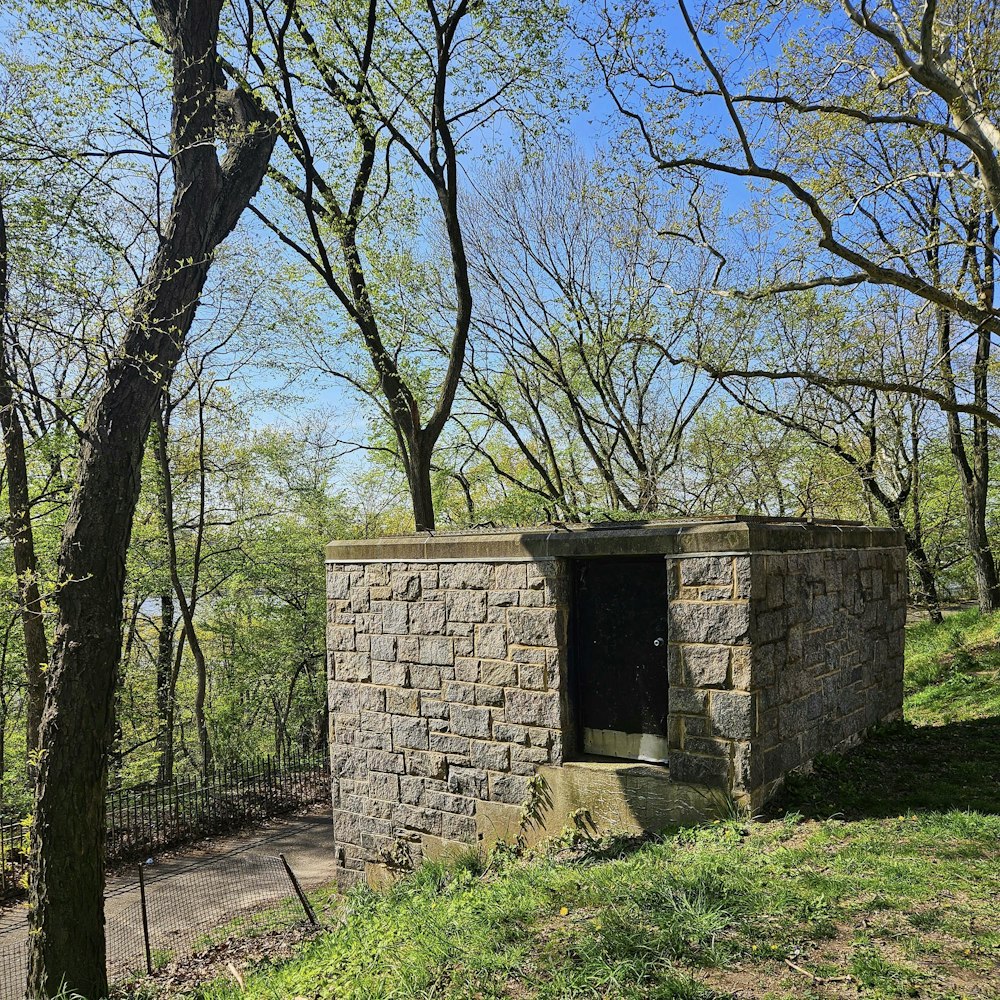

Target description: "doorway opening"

left=570, top=556, right=669, bottom=763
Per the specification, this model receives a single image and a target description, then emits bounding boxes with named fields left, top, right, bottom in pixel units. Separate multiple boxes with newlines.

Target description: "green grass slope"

left=190, top=613, right=1000, bottom=1000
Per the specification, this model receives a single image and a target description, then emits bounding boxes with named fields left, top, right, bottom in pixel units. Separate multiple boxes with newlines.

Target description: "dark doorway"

left=571, top=556, right=669, bottom=763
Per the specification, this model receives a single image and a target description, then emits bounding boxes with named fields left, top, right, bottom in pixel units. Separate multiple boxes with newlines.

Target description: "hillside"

left=187, top=613, right=1000, bottom=1000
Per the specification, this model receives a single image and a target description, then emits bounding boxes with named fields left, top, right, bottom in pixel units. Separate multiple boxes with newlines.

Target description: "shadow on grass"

left=771, top=714, right=1000, bottom=820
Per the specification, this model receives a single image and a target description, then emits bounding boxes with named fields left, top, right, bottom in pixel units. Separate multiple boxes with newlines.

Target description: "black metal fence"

left=0, top=851, right=322, bottom=999
left=0, top=750, right=329, bottom=899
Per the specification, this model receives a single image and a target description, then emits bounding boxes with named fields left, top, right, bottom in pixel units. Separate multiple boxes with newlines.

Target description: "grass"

left=180, top=612, right=1000, bottom=1000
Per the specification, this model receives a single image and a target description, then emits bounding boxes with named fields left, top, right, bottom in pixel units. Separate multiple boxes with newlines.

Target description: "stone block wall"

left=326, top=558, right=570, bottom=885
left=750, top=546, right=907, bottom=799
left=664, top=544, right=907, bottom=807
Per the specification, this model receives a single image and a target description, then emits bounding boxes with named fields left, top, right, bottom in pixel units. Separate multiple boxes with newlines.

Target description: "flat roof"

left=325, top=517, right=904, bottom=562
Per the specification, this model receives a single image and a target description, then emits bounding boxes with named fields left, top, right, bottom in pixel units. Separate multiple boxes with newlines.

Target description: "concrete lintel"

left=325, top=518, right=903, bottom=563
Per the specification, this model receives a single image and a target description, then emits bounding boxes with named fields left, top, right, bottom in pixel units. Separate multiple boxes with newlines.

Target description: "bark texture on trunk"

left=404, top=434, right=437, bottom=532
left=26, top=4, right=275, bottom=995
left=0, top=196, right=49, bottom=774
left=155, top=589, right=176, bottom=784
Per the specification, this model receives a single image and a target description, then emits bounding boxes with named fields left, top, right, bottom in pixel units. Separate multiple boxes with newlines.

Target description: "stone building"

left=325, top=518, right=906, bottom=886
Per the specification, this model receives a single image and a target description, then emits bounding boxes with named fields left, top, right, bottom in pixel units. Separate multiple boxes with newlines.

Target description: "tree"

left=586, top=0, right=1000, bottom=606
left=0, top=193, right=47, bottom=773
left=236, top=0, right=563, bottom=530
left=460, top=153, right=713, bottom=518
left=24, top=1, right=275, bottom=993
left=706, top=291, right=949, bottom=619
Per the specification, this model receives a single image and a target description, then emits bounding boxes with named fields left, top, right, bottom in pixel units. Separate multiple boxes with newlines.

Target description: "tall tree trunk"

left=928, top=196, right=999, bottom=613
left=937, top=307, right=999, bottom=612
left=153, top=414, right=177, bottom=784
left=895, top=518, right=943, bottom=624
left=154, top=407, right=214, bottom=780
left=405, top=433, right=436, bottom=531
left=27, top=5, right=275, bottom=993
left=0, top=194, right=48, bottom=778
left=155, top=590, right=176, bottom=784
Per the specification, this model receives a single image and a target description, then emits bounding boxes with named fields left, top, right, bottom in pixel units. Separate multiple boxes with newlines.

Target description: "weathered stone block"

left=730, top=646, right=753, bottom=690
left=444, top=680, right=475, bottom=704
left=447, top=589, right=488, bottom=623
left=430, top=731, right=470, bottom=756
left=479, top=658, right=517, bottom=687
left=684, top=645, right=729, bottom=687
left=504, top=689, right=560, bottom=728
left=475, top=624, right=509, bottom=660
left=392, top=572, right=422, bottom=601
left=328, top=682, right=359, bottom=713
left=440, top=563, right=494, bottom=590
left=370, top=634, right=397, bottom=662
left=371, top=660, right=409, bottom=687
left=450, top=704, right=493, bottom=739
left=327, top=625, right=356, bottom=652
left=406, top=750, right=448, bottom=780
left=668, top=750, right=730, bottom=788
left=448, top=766, right=488, bottom=797
left=387, top=687, right=420, bottom=716
left=359, top=686, right=386, bottom=712
left=494, top=563, right=528, bottom=590
left=488, top=772, right=531, bottom=805
left=469, top=740, right=510, bottom=772
left=392, top=715, right=429, bottom=750
left=710, top=691, right=756, bottom=740
left=419, top=635, right=454, bottom=666
left=334, top=651, right=371, bottom=683
left=684, top=736, right=730, bottom=758
left=409, top=601, right=446, bottom=635
left=507, top=608, right=560, bottom=647
left=493, top=721, right=530, bottom=745
left=398, top=635, right=420, bottom=662
left=680, top=556, right=732, bottom=587
left=440, top=813, right=478, bottom=842
left=473, top=683, right=505, bottom=707
left=368, top=771, right=400, bottom=802
left=367, top=750, right=405, bottom=774
left=669, top=686, right=708, bottom=715
left=420, top=698, right=450, bottom=720
left=518, top=662, right=549, bottom=691
left=425, top=790, right=476, bottom=815
left=489, top=590, right=519, bottom=608
left=409, top=664, right=441, bottom=689
left=669, top=601, right=750, bottom=644
left=372, top=600, right=408, bottom=635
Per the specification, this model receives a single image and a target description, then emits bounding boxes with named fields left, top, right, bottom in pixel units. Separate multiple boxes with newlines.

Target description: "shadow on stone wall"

left=771, top=715, right=1000, bottom=820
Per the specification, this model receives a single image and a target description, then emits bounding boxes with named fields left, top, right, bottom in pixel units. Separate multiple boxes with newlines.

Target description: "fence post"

left=279, top=853, right=318, bottom=927
left=138, top=864, right=153, bottom=976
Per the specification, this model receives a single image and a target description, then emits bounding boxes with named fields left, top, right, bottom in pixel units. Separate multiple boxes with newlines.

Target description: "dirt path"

left=0, top=809, right=338, bottom=993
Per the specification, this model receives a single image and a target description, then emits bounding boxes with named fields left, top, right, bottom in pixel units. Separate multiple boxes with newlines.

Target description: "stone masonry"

left=665, top=542, right=907, bottom=806
left=327, top=519, right=906, bottom=885
left=326, top=557, right=571, bottom=885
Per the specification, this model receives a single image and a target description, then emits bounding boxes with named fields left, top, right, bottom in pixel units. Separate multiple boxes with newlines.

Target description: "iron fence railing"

left=0, top=749, right=329, bottom=900
left=0, top=850, right=322, bottom=998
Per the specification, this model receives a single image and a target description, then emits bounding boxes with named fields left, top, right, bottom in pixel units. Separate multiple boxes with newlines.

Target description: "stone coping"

left=325, top=517, right=904, bottom=562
